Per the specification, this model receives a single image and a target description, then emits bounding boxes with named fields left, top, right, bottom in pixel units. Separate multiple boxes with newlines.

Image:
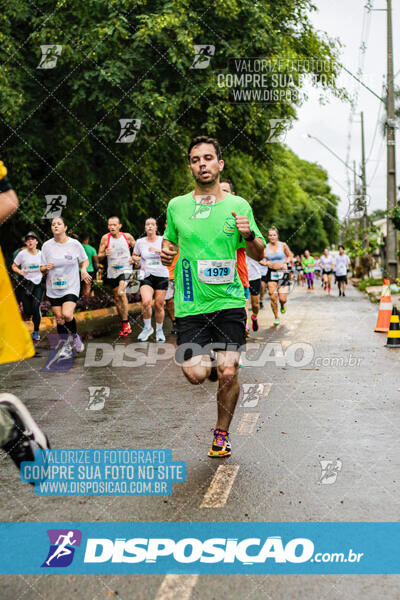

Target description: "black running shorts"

left=175, top=307, right=247, bottom=363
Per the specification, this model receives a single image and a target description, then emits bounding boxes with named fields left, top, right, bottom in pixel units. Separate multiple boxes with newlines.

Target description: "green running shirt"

left=164, top=191, right=265, bottom=317
left=302, top=257, right=316, bottom=273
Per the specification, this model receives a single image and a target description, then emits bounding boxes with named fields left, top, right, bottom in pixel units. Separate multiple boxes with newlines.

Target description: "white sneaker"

left=71, top=334, right=84, bottom=353
left=138, top=326, right=154, bottom=342
left=156, top=329, right=165, bottom=343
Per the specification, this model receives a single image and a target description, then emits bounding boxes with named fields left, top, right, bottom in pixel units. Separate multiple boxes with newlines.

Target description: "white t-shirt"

left=41, top=238, right=88, bottom=298
left=246, top=255, right=262, bottom=281
left=14, top=249, right=42, bottom=284
left=106, top=233, right=132, bottom=279
left=259, top=258, right=268, bottom=277
left=134, top=236, right=169, bottom=278
left=335, top=254, right=350, bottom=277
left=319, top=255, right=334, bottom=271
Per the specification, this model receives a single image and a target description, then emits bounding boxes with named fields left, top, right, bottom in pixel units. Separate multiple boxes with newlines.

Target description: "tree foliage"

left=1, top=0, right=342, bottom=256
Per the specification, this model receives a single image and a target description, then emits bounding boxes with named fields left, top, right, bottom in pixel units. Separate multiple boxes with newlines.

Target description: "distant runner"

left=12, top=232, right=43, bottom=341
left=265, top=227, right=292, bottom=326
left=319, top=248, right=335, bottom=295
left=40, top=217, right=90, bottom=352
left=133, top=218, right=169, bottom=343
left=161, top=136, right=265, bottom=458
left=302, top=250, right=316, bottom=292
left=98, top=216, right=135, bottom=337
left=335, top=245, right=350, bottom=297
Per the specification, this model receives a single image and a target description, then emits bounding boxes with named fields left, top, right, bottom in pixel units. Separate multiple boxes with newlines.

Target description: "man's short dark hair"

left=108, top=216, right=120, bottom=223
left=220, top=179, right=234, bottom=193
left=188, top=136, right=221, bottom=162
left=338, top=245, right=344, bottom=250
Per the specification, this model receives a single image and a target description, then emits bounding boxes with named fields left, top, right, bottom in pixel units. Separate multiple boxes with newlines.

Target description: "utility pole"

left=353, top=160, right=359, bottom=242
left=360, top=111, right=368, bottom=250
left=386, top=0, right=398, bottom=280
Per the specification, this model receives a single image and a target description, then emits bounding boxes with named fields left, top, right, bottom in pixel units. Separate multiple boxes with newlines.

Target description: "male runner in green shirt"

left=161, top=136, right=265, bottom=458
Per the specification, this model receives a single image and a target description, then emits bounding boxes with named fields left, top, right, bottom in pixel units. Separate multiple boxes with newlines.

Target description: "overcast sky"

left=285, top=0, right=399, bottom=219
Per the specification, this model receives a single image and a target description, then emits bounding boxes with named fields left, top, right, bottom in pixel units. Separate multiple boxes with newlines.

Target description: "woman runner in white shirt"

left=12, top=231, right=43, bottom=342
left=132, top=217, right=169, bottom=343
left=319, top=248, right=335, bottom=295
left=40, top=217, right=91, bottom=352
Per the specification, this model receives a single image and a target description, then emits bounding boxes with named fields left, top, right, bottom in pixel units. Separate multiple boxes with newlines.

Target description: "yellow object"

left=0, top=247, right=35, bottom=364
left=0, top=161, right=7, bottom=180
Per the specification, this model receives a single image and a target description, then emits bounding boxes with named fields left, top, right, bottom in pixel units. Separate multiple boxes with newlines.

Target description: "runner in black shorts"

left=132, top=218, right=169, bottom=343
left=161, top=135, right=265, bottom=458
left=98, top=217, right=136, bottom=337
left=40, top=217, right=91, bottom=353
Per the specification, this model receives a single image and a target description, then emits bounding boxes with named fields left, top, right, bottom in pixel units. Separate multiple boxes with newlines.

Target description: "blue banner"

left=20, top=449, right=186, bottom=496
left=0, top=522, right=399, bottom=574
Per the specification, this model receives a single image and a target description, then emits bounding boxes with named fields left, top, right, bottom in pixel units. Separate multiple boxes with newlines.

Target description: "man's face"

left=25, top=237, right=37, bottom=249
left=189, top=143, right=223, bottom=186
left=220, top=182, right=232, bottom=194
left=108, top=219, right=121, bottom=234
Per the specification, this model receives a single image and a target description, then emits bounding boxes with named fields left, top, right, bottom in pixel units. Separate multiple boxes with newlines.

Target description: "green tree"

left=0, top=0, right=343, bottom=258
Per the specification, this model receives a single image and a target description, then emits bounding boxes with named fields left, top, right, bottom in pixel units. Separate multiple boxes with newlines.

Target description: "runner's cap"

left=25, top=231, right=39, bottom=241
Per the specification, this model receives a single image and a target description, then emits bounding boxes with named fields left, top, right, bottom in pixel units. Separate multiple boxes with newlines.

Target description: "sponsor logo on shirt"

left=182, top=259, right=194, bottom=302
left=223, top=216, right=236, bottom=237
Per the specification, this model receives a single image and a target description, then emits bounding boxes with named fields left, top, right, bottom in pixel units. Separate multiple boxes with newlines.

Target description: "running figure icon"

left=45, top=531, right=77, bottom=566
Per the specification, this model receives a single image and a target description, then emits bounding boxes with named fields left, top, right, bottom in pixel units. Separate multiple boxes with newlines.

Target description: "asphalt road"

left=1, top=280, right=399, bottom=599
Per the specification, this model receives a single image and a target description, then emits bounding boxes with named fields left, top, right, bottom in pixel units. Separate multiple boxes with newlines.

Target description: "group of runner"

left=292, top=247, right=350, bottom=296
left=2, top=136, right=352, bottom=463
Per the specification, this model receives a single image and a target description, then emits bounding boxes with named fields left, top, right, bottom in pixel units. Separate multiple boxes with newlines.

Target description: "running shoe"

left=32, top=331, right=40, bottom=342
left=339, top=290, right=342, bottom=297
left=342, top=292, right=346, bottom=297
left=156, top=329, right=166, bottom=343
left=138, top=326, right=154, bottom=342
left=208, top=428, right=231, bottom=458
left=273, top=318, right=280, bottom=326
left=280, top=303, right=286, bottom=314
left=119, top=322, right=132, bottom=337
left=71, top=333, right=84, bottom=353
left=251, top=314, right=259, bottom=332
left=307, top=288, right=311, bottom=293
left=0, top=393, right=50, bottom=475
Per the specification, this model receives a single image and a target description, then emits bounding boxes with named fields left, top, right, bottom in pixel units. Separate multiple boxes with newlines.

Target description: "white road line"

left=200, top=465, right=240, bottom=508
left=154, top=574, right=199, bottom=600
left=236, top=412, right=260, bottom=434
left=263, top=382, right=272, bottom=397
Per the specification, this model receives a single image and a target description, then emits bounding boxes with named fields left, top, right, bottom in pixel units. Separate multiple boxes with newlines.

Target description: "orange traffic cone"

left=385, top=306, right=400, bottom=347
left=374, top=279, right=392, bottom=332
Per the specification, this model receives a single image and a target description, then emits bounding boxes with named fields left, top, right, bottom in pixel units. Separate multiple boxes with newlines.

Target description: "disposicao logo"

left=41, top=529, right=82, bottom=568
left=83, top=536, right=314, bottom=564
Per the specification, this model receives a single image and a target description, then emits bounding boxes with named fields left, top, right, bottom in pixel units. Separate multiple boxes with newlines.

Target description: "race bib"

left=270, top=270, right=284, bottom=281
left=51, top=277, right=68, bottom=290
left=27, top=264, right=40, bottom=272
left=110, top=257, right=125, bottom=270
left=324, top=267, right=332, bottom=273
left=146, top=258, right=161, bottom=268
left=197, top=260, right=235, bottom=284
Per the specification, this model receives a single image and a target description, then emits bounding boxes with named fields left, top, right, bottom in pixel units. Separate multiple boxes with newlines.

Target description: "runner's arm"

left=97, top=235, right=108, bottom=260
left=11, top=261, right=26, bottom=276
left=126, top=233, right=136, bottom=248
left=0, top=161, right=18, bottom=224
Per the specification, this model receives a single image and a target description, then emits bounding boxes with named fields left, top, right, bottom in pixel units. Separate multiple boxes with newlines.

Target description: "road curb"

left=24, top=302, right=143, bottom=334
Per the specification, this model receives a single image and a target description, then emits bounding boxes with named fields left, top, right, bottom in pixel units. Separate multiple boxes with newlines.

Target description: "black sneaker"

left=339, top=290, right=342, bottom=297
left=0, top=393, right=50, bottom=475
left=208, top=366, right=218, bottom=382
left=342, top=292, right=346, bottom=297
